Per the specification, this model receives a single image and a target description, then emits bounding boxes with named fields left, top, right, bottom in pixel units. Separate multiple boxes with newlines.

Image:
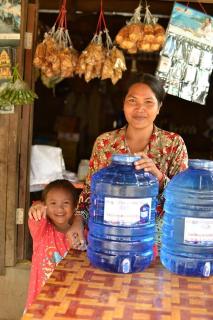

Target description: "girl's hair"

left=42, top=179, right=78, bottom=206
left=127, top=73, right=166, bottom=106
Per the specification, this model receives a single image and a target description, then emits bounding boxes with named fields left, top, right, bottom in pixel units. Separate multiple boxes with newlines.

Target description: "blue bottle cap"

left=112, top=154, right=141, bottom=163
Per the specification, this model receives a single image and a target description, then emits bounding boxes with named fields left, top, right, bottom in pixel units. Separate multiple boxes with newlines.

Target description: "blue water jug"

left=87, top=154, right=159, bottom=273
left=161, top=159, right=213, bottom=277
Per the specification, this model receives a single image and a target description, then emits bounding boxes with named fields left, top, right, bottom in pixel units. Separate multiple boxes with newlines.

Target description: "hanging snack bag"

left=115, top=2, right=165, bottom=54
left=115, top=2, right=144, bottom=54
left=76, top=1, right=126, bottom=84
left=33, top=0, right=78, bottom=87
left=138, top=5, right=165, bottom=52
left=101, top=29, right=126, bottom=84
left=76, top=33, right=106, bottom=82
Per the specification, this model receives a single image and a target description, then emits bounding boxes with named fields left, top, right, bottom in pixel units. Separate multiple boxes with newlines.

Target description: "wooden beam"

left=20, top=2, right=39, bottom=260
left=17, top=2, right=38, bottom=260
left=162, top=0, right=213, bottom=3
left=39, top=0, right=213, bottom=15
left=0, top=116, right=9, bottom=274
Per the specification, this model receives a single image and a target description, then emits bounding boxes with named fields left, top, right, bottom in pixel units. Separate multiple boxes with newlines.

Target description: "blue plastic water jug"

left=161, top=159, right=213, bottom=277
left=87, top=154, right=159, bottom=273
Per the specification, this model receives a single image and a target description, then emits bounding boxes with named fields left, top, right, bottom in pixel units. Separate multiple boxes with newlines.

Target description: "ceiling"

left=38, top=0, right=213, bottom=16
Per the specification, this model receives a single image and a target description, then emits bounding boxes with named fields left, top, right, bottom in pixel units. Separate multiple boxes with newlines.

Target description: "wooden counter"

left=22, top=250, right=213, bottom=320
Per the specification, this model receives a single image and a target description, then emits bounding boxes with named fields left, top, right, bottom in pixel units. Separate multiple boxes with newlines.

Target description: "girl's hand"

left=134, top=152, right=163, bottom=183
left=67, top=214, right=87, bottom=251
left=28, top=201, right=47, bottom=221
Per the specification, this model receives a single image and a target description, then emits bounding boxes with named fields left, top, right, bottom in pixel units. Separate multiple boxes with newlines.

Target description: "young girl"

left=25, top=179, right=86, bottom=311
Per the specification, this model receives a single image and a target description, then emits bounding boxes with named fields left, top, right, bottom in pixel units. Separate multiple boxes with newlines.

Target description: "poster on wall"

left=0, top=0, right=21, bottom=46
left=0, top=47, right=15, bottom=113
left=156, top=2, right=213, bottom=105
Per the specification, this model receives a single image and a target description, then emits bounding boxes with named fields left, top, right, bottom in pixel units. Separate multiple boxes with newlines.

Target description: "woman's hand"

left=67, top=214, right=87, bottom=251
left=28, top=201, right=47, bottom=221
left=134, top=152, right=164, bottom=183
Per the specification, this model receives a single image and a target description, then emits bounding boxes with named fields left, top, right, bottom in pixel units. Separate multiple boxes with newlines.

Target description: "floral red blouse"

left=76, top=125, right=188, bottom=220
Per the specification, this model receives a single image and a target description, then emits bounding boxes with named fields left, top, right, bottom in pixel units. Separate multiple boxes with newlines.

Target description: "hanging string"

left=185, top=1, right=190, bottom=11
left=185, top=0, right=208, bottom=15
left=197, top=1, right=207, bottom=15
left=95, top=0, right=107, bottom=34
left=55, top=0, right=67, bottom=29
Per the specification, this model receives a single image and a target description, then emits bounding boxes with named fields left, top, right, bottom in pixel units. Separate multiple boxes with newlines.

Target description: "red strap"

left=95, top=0, right=107, bottom=34
left=55, top=0, right=68, bottom=29
left=197, top=1, right=207, bottom=15
left=185, top=0, right=207, bottom=15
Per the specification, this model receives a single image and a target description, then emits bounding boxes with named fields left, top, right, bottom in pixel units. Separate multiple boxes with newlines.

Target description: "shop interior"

left=32, top=4, right=213, bottom=180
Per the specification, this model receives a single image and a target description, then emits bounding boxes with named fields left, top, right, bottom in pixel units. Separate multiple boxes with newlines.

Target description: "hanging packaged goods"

left=76, top=0, right=126, bottom=84
left=33, top=0, right=78, bottom=87
left=156, top=2, right=213, bottom=105
left=115, top=2, right=165, bottom=54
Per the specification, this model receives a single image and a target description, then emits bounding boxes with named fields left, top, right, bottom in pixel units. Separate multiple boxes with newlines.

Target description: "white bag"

left=30, top=145, right=65, bottom=187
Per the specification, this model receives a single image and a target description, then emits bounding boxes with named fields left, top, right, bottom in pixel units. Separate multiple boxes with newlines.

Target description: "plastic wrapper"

left=115, top=3, right=165, bottom=54
left=187, top=47, right=201, bottom=66
left=170, top=60, right=185, bottom=80
left=193, top=86, right=208, bottom=105
left=101, top=46, right=126, bottom=84
left=179, top=82, right=193, bottom=101
left=184, top=65, right=197, bottom=82
left=76, top=34, right=106, bottom=82
left=33, top=2, right=78, bottom=86
left=163, top=35, right=177, bottom=57
left=156, top=3, right=213, bottom=105
left=34, top=32, right=78, bottom=81
left=200, top=50, right=213, bottom=70
left=76, top=23, right=126, bottom=84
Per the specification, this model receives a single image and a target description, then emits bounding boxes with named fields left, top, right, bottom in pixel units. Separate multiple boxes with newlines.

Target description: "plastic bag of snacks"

left=138, top=5, right=165, bottom=52
left=76, top=33, right=106, bottom=82
left=76, top=0, right=126, bottom=84
left=33, top=0, right=78, bottom=87
left=0, top=65, right=38, bottom=106
left=115, top=1, right=165, bottom=53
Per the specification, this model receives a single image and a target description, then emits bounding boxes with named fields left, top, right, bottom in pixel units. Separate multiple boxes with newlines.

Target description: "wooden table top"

left=22, top=250, right=213, bottom=320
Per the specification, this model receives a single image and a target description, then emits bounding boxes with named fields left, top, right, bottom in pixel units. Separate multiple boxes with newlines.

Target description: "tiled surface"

left=22, top=251, right=213, bottom=320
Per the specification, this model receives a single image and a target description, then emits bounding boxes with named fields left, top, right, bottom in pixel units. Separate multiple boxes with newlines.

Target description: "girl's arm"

left=28, top=202, right=47, bottom=241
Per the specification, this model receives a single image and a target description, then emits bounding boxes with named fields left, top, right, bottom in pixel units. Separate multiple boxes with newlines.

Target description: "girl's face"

left=45, top=188, right=74, bottom=232
left=124, top=83, right=160, bottom=130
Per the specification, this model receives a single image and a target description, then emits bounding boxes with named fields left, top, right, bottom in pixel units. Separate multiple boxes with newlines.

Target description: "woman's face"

left=45, top=188, right=74, bottom=232
left=124, top=83, right=160, bottom=130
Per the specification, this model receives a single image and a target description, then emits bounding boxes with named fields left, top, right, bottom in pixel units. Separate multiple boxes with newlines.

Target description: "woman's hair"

left=42, top=179, right=78, bottom=206
left=128, top=73, right=166, bottom=105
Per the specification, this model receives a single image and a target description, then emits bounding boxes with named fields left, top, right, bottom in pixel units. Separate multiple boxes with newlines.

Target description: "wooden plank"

left=163, top=0, right=213, bottom=3
left=15, top=0, right=29, bottom=261
left=5, top=0, right=28, bottom=265
left=0, top=115, right=9, bottom=274
left=5, top=107, right=21, bottom=266
left=17, top=2, right=39, bottom=260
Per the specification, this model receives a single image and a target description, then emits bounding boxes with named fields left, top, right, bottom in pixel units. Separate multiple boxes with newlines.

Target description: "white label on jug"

left=184, top=218, right=213, bottom=244
left=104, top=197, right=152, bottom=225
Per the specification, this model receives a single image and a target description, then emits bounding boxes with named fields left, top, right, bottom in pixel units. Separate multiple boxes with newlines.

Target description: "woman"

left=31, top=73, right=188, bottom=248
left=72, top=73, right=188, bottom=248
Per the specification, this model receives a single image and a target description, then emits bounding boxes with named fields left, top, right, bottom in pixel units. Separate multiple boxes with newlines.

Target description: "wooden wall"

left=0, top=0, right=38, bottom=273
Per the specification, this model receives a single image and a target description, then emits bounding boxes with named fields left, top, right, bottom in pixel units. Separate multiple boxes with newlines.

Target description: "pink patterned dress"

left=25, top=217, right=70, bottom=311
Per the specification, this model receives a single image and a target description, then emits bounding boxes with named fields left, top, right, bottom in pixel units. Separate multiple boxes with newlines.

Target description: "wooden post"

left=17, top=1, right=39, bottom=260
left=0, top=116, right=9, bottom=274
